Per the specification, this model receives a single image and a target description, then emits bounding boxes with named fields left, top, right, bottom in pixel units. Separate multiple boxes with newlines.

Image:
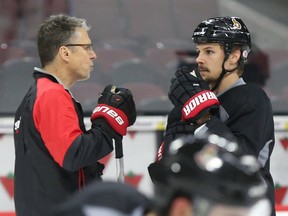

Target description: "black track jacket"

left=13, top=69, right=113, bottom=216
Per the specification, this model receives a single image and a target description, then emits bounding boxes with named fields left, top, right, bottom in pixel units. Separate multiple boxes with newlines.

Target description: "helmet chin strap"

left=211, top=54, right=238, bottom=92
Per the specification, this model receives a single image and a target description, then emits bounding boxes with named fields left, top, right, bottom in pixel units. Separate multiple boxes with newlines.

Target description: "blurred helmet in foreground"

left=149, top=134, right=271, bottom=216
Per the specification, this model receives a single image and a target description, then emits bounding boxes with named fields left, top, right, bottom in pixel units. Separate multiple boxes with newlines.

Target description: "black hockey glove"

left=155, top=121, right=197, bottom=161
left=168, top=66, right=219, bottom=123
left=92, top=118, right=123, bottom=141
left=91, top=85, right=136, bottom=140
left=168, top=66, right=210, bottom=106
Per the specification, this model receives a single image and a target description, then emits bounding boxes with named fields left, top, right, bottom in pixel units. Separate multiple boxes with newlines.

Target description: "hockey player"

left=151, top=16, right=275, bottom=216
left=149, top=134, right=272, bottom=216
left=13, top=14, right=136, bottom=216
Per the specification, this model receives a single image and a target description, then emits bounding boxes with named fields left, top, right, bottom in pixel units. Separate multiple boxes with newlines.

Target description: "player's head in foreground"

left=149, top=134, right=271, bottom=216
left=51, top=181, right=155, bottom=216
left=192, top=16, right=251, bottom=92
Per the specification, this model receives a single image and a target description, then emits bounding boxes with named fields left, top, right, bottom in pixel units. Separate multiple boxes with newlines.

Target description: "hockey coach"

left=13, top=14, right=136, bottom=216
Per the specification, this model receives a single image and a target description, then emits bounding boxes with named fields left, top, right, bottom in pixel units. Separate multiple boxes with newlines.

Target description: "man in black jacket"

left=13, top=14, right=136, bottom=216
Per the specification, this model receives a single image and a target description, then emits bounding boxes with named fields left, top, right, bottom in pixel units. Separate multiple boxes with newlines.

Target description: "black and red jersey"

left=14, top=69, right=113, bottom=216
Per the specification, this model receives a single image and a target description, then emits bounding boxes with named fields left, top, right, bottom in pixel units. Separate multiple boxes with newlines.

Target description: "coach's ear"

left=58, top=45, right=70, bottom=62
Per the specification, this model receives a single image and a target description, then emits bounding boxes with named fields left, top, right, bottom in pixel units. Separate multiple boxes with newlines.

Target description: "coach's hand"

left=168, top=66, right=219, bottom=123
left=91, top=85, right=136, bottom=140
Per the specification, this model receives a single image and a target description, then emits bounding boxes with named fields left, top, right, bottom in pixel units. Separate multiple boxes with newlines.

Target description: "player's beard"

left=198, top=66, right=218, bottom=90
left=199, top=66, right=212, bottom=83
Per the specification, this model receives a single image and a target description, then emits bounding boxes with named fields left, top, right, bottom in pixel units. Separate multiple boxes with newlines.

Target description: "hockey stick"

left=114, top=139, right=125, bottom=182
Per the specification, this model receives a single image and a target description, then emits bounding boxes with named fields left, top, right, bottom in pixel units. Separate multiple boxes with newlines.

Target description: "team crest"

left=194, top=144, right=222, bottom=171
left=232, top=18, right=241, bottom=29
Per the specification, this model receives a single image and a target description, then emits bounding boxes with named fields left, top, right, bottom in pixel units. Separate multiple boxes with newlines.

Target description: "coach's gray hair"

left=37, top=14, right=90, bottom=67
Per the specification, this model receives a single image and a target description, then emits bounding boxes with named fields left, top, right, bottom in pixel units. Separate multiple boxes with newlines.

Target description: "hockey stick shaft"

left=115, top=139, right=125, bottom=182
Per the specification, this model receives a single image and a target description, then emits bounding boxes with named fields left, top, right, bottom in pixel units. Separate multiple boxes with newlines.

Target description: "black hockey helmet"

left=149, top=134, right=271, bottom=215
left=51, top=181, right=153, bottom=216
left=192, top=16, right=251, bottom=62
